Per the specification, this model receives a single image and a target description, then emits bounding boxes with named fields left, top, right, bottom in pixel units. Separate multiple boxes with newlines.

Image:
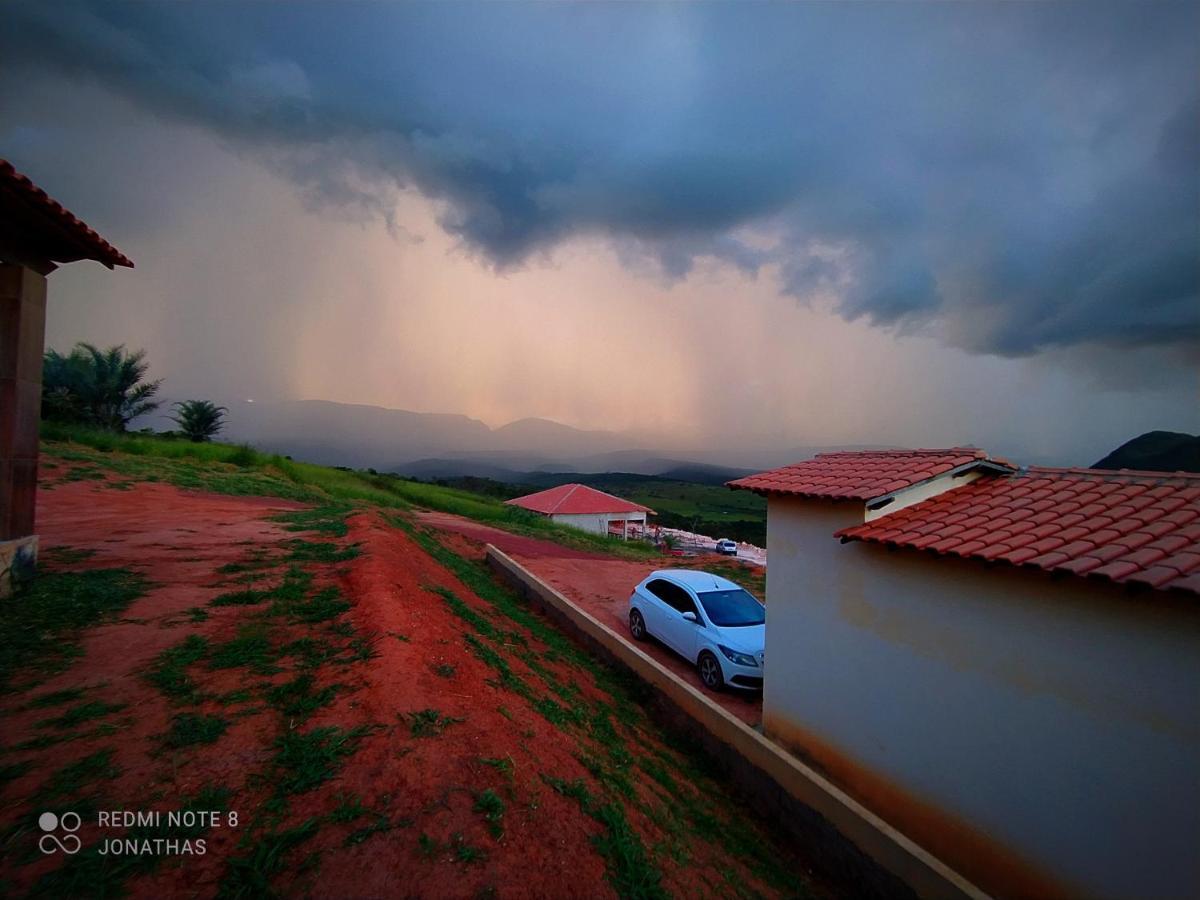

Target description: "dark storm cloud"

left=3, top=1, right=1197, bottom=355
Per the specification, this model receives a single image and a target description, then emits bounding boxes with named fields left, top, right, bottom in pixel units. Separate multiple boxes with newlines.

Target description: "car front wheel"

left=698, top=651, right=725, bottom=691
left=629, top=608, right=647, bottom=641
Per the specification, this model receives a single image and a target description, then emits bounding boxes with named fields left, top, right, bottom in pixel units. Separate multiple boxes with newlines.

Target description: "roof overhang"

left=0, top=159, right=134, bottom=274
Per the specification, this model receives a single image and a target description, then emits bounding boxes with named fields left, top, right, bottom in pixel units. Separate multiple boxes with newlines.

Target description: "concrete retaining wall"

left=485, top=544, right=988, bottom=900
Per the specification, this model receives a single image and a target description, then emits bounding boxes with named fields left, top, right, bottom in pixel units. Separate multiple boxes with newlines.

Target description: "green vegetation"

left=171, top=399, right=229, bottom=442
left=220, top=818, right=322, bottom=899
left=40, top=425, right=658, bottom=559
left=35, top=700, right=126, bottom=730
left=163, top=712, right=229, bottom=748
left=23, top=688, right=87, bottom=709
left=42, top=342, right=161, bottom=432
left=0, top=566, right=148, bottom=689
left=473, top=789, right=506, bottom=838
left=35, top=748, right=121, bottom=801
left=273, top=726, right=371, bottom=795
left=406, top=708, right=463, bottom=738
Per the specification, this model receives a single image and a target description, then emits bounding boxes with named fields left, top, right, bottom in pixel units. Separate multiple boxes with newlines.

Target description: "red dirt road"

left=414, top=511, right=764, bottom=727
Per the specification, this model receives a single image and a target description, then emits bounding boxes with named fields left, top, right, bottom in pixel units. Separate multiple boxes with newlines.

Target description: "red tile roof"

left=506, top=483, right=654, bottom=516
left=0, top=159, right=134, bottom=269
left=836, top=467, right=1200, bottom=595
left=728, top=448, right=1010, bottom=501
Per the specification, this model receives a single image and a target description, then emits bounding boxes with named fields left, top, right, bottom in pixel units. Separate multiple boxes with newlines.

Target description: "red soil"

left=3, top=478, right=813, bottom=897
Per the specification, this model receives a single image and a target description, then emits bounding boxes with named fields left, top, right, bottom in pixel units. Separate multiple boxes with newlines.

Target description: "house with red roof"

left=730, top=450, right=1200, bottom=900
left=505, top=483, right=654, bottom=539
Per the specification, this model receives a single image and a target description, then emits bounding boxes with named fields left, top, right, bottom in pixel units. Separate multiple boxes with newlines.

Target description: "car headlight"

left=718, top=644, right=758, bottom=667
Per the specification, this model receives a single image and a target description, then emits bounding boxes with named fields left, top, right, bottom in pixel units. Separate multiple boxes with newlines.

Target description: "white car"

left=714, top=538, right=738, bottom=556
left=627, top=569, right=765, bottom=691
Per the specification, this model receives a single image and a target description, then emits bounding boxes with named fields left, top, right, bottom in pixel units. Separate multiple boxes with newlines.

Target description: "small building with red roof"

left=729, top=449, right=1200, bottom=900
left=505, top=483, right=654, bottom=539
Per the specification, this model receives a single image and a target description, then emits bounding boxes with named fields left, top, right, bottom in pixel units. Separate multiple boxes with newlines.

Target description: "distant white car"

left=627, top=569, right=765, bottom=691
left=714, top=538, right=738, bottom=556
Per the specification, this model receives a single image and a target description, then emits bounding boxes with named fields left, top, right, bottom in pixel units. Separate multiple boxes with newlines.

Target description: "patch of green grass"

left=433, top=663, right=456, bottom=678
left=210, top=587, right=273, bottom=607
left=284, top=539, right=359, bottom=563
left=146, top=634, right=210, bottom=703
left=344, top=813, right=401, bottom=846
left=284, top=586, right=351, bottom=624
left=0, top=760, right=33, bottom=786
left=35, top=700, right=126, bottom=730
left=36, top=748, right=120, bottom=801
left=267, top=673, right=338, bottom=720
left=406, top=708, right=463, bottom=738
left=473, top=789, right=506, bottom=838
left=328, top=792, right=367, bottom=824
left=452, top=832, right=486, bottom=863
left=544, top=776, right=666, bottom=900
left=23, top=687, right=86, bottom=709
left=219, top=818, right=321, bottom=899
left=273, top=726, right=371, bottom=795
left=187, top=606, right=211, bottom=622
left=282, top=636, right=340, bottom=670
left=0, top=567, right=148, bottom=689
left=478, top=756, right=515, bottom=779
left=208, top=624, right=279, bottom=674
left=164, top=712, right=229, bottom=748
left=271, top=505, right=353, bottom=537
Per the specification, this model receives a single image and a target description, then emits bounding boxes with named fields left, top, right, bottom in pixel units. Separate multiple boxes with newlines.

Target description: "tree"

left=171, top=400, right=228, bottom=443
left=42, top=343, right=162, bottom=432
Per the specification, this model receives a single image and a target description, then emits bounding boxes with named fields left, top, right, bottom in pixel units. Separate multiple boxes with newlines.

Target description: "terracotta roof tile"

left=0, top=159, right=134, bottom=269
left=505, top=484, right=654, bottom=516
left=728, top=448, right=1010, bottom=501
left=835, top=465, right=1200, bottom=595
left=1160, top=551, right=1200, bottom=574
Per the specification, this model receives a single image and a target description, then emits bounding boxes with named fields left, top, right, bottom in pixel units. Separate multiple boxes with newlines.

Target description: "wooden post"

left=0, top=262, right=46, bottom=595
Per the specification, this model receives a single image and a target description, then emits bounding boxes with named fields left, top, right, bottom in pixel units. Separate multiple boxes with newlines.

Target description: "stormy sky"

left=2, top=1, right=1197, bottom=465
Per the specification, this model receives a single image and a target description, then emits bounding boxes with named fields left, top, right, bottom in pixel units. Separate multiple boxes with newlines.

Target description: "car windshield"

left=697, top=589, right=765, bottom=627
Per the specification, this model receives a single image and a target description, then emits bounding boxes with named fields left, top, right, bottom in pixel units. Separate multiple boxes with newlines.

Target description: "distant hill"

left=397, top=457, right=757, bottom=484
left=1092, top=431, right=1200, bottom=473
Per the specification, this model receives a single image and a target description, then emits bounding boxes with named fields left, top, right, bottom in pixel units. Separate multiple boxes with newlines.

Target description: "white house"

left=505, top=483, right=653, bottom=539
left=730, top=449, right=1200, bottom=900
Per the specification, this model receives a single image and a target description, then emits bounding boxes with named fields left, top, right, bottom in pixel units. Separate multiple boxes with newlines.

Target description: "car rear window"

left=697, top=589, right=765, bottom=627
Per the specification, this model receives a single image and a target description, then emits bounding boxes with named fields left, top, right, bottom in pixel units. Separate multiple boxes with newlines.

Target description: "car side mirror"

left=682, top=611, right=698, bottom=623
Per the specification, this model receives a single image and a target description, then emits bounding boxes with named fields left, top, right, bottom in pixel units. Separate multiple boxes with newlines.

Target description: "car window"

left=645, top=579, right=673, bottom=602
left=646, top=579, right=698, bottom=615
left=664, top=583, right=698, bottom=615
left=697, top=589, right=765, bottom=627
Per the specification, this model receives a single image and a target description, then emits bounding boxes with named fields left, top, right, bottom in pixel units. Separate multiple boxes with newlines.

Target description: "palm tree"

left=171, top=400, right=229, bottom=442
left=42, top=343, right=162, bottom=432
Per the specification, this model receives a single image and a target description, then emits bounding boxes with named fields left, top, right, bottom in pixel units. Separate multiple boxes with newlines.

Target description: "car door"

left=658, top=582, right=703, bottom=659
left=640, top=578, right=673, bottom=638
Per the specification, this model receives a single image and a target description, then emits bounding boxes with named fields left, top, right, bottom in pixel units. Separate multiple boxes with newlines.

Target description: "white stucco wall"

left=550, top=511, right=646, bottom=536
left=764, top=495, right=1200, bottom=899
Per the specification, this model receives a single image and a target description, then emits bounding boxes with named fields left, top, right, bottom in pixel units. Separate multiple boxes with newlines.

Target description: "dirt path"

left=414, top=511, right=764, bottom=727
left=1, top=474, right=829, bottom=898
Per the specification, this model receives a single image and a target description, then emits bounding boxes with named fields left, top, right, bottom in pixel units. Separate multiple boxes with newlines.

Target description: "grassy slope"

left=39, top=423, right=658, bottom=561
left=3, top=434, right=814, bottom=898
